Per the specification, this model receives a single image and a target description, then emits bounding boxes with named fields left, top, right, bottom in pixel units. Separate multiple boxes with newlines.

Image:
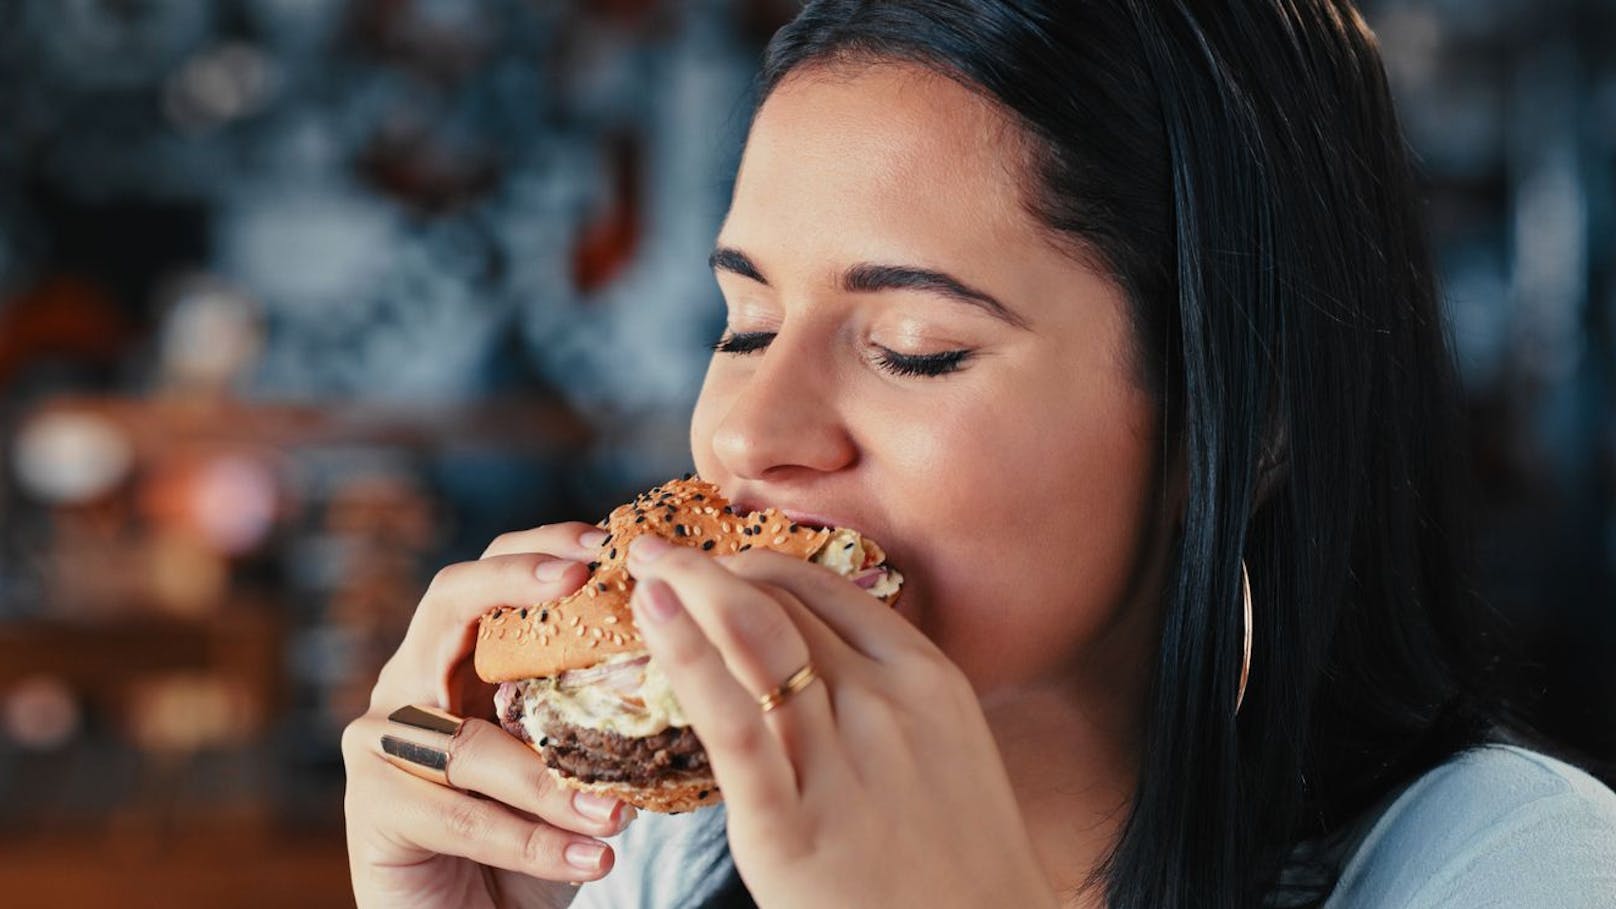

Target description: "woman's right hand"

left=342, top=522, right=637, bottom=909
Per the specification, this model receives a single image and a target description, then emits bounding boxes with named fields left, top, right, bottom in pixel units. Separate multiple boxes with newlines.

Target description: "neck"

left=982, top=680, right=1139, bottom=909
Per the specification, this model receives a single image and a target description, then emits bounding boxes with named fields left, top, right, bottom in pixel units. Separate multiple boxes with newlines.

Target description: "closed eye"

left=709, top=331, right=775, bottom=355
left=709, top=331, right=973, bottom=378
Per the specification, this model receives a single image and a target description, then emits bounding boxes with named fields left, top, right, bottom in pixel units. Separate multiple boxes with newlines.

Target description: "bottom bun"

left=550, top=765, right=724, bottom=815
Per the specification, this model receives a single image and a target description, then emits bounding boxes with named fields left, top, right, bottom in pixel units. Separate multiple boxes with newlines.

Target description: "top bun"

left=474, top=476, right=893, bottom=682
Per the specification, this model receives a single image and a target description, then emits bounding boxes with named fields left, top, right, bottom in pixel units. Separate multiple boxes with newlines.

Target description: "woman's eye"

left=710, top=331, right=972, bottom=379
left=710, top=331, right=775, bottom=354
left=872, top=346, right=972, bottom=378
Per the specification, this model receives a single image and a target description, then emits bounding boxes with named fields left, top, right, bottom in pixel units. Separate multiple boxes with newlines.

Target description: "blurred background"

left=0, top=0, right=1610, bottom=905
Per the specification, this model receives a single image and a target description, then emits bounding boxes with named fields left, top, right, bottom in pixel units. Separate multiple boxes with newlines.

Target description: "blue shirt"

left=570, top=744, right=1616, bottom=907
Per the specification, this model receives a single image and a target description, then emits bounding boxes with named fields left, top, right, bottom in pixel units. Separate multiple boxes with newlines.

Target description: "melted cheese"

left=519, top=653, right=687, bottom=738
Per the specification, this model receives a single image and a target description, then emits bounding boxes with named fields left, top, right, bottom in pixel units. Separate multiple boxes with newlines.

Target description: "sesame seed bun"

left=473, top=475, right=898, bottom=682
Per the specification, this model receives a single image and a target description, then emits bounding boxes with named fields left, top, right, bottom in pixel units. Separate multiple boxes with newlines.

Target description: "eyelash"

left=709, top=331, right=972, bottom=378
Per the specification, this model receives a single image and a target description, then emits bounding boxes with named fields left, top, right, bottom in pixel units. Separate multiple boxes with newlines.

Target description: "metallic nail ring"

left=380, top=704, right=467, bottom=788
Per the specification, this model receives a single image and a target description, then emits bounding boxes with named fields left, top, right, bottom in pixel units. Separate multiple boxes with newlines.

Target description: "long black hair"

left=703, top=2, right=1542, bottom=907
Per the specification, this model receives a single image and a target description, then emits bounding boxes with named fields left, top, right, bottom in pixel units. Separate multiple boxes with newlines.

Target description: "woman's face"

left=691, top=63, right=1164, bottom=699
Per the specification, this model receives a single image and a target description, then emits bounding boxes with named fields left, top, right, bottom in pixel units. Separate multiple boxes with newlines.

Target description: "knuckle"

left=339, top=718, right=369, bottom=764
left=717, top=716, right=768, bottom=758
left=444, top=717, right=487, bottom=767
left=428, top=561, right=468, bottom=593
left=481, top=532, right=520, bottom=558
left=520, top=822, right=561, bottom=871
left=442, top=799, right=488, bottom=842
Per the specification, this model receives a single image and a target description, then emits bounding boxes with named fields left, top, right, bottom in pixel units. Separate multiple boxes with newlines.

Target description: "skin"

left=678, top=62, right=1171, bottom=904
left=342, top=61, right=1172, bottom=909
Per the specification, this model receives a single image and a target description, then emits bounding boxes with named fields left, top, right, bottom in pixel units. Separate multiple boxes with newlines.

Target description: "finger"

left=626, top=536, right=823, bottom=699
left=715, top=548, right=931, bottom=664
left=421, top=553, right=590, bottom=637
left=443, top=718, right=638, bottom=838
left=628, top=576, right=799, bottom=813
left=369, top=766, right=617, bottom=883
left=626, top=536, right=844, bottom=782
left=376, top=554, right=589, bottom=706
left=356, top=713, right=636, bottom=838
left=481, top=522, right=610, bottom=560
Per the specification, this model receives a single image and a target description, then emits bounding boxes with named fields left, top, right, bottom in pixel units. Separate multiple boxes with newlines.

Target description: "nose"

left=709, top=331, right=857, bottom=481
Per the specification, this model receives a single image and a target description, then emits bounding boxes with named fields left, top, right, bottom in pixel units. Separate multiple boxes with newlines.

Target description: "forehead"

left=724, top=62, right=1041, bottom=272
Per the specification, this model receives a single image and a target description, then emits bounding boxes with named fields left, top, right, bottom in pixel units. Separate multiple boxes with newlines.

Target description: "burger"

left=475, top=476, right=903, bottom=814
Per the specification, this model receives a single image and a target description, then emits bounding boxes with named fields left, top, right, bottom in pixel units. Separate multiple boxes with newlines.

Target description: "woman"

left=342, top=1, right=1616, bottom=906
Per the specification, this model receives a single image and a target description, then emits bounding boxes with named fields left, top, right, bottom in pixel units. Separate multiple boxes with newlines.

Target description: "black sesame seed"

left=538, top=736, right=549, bottom=748
left=540, top=609, right=549, bottom=622
left=519, top=607, right=528, bottom=619
left=702, top=540, right=715, bottom=551
left=597, top=582, right=608, bottom=592
left=636, top=515, right=646, bottom=523
left=789, top=523, right=800, bottom=533
left=843, top=541, right=855, bottom=549
left=698, top=789, right=710, bottom=799
left=602, top=534, right=613, bottom=546
left=739, top=544, right=751, bottom=551
left=586, top=561, right=599, bottom=572
left=609, top=548, right=617, bottom=559
left=722, top=505, right=734, bottom=515
left=674, top=524, right=687, bottom=537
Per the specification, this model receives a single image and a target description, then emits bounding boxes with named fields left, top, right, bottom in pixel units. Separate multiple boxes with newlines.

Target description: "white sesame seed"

left=772, top=534, right=787, bottom=545
left=604, top=616, right=619, bottom=624
left=575, top=626, right=585, bottom=637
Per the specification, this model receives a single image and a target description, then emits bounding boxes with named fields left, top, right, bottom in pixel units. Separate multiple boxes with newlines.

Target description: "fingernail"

left=577, top=529, right=608, bottom=551
left=565, top=841, right=606, bottom=871
left=628, top=534, right=673, bottom=565
left=634, top=578, right=682, bottom=622
left=573, top=790, right=620, bottom=822
left=535, top=559, right=576, bottom=582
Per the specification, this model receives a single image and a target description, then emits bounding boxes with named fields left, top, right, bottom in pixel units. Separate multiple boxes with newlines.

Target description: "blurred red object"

left=0, top=275, right=130, bottom=384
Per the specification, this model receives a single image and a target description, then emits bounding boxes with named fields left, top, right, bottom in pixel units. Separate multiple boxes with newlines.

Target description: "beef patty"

left=500, top=691, right=710, bottom=786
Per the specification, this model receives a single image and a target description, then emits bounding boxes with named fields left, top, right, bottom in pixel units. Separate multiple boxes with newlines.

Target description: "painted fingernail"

left=535, top=559, right=576, bottom=582
left=634, top=578, right=683, bottom=622
left=577, top=530, right=608, bottom=551
left=629, top=534, right=673, bottom=565
left=573, top=790, right=620, bottom=822
left=565, top=841, right=606, bottom=871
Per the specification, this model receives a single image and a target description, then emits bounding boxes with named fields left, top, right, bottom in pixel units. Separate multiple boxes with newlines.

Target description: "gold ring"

left=758, top=661, right=820, bottom=713
left=380, top=704, right=467, bottom=788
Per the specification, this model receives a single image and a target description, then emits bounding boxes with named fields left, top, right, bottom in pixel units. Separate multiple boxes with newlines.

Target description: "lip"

left=728, top=500, right=866, bottom=537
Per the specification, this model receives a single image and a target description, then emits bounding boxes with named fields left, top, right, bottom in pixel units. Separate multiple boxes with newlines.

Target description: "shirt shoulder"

left=1326, top=744, right=1616, bottom=908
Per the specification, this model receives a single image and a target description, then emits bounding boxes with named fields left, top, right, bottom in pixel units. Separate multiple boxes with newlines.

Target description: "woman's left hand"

left=625, top=535, right=1058, bottom=909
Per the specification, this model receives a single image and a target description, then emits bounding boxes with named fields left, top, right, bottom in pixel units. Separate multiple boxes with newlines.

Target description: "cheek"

left=884, top=379, right=1160, bottom=688
left=689, top=363, right=730, bottom=478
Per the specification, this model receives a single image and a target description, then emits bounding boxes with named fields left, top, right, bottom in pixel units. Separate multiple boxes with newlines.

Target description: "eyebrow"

left=708, top=246, right=1031, bottom=330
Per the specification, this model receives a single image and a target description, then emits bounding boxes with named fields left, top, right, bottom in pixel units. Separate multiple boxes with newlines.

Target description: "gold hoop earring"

left=1236, top=559, right=1253, bottom=715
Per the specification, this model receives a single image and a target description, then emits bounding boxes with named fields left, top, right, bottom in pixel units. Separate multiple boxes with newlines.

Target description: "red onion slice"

left=852, top=567, right=889, bottom=590
left=555, top=654, right=651, bottom=691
